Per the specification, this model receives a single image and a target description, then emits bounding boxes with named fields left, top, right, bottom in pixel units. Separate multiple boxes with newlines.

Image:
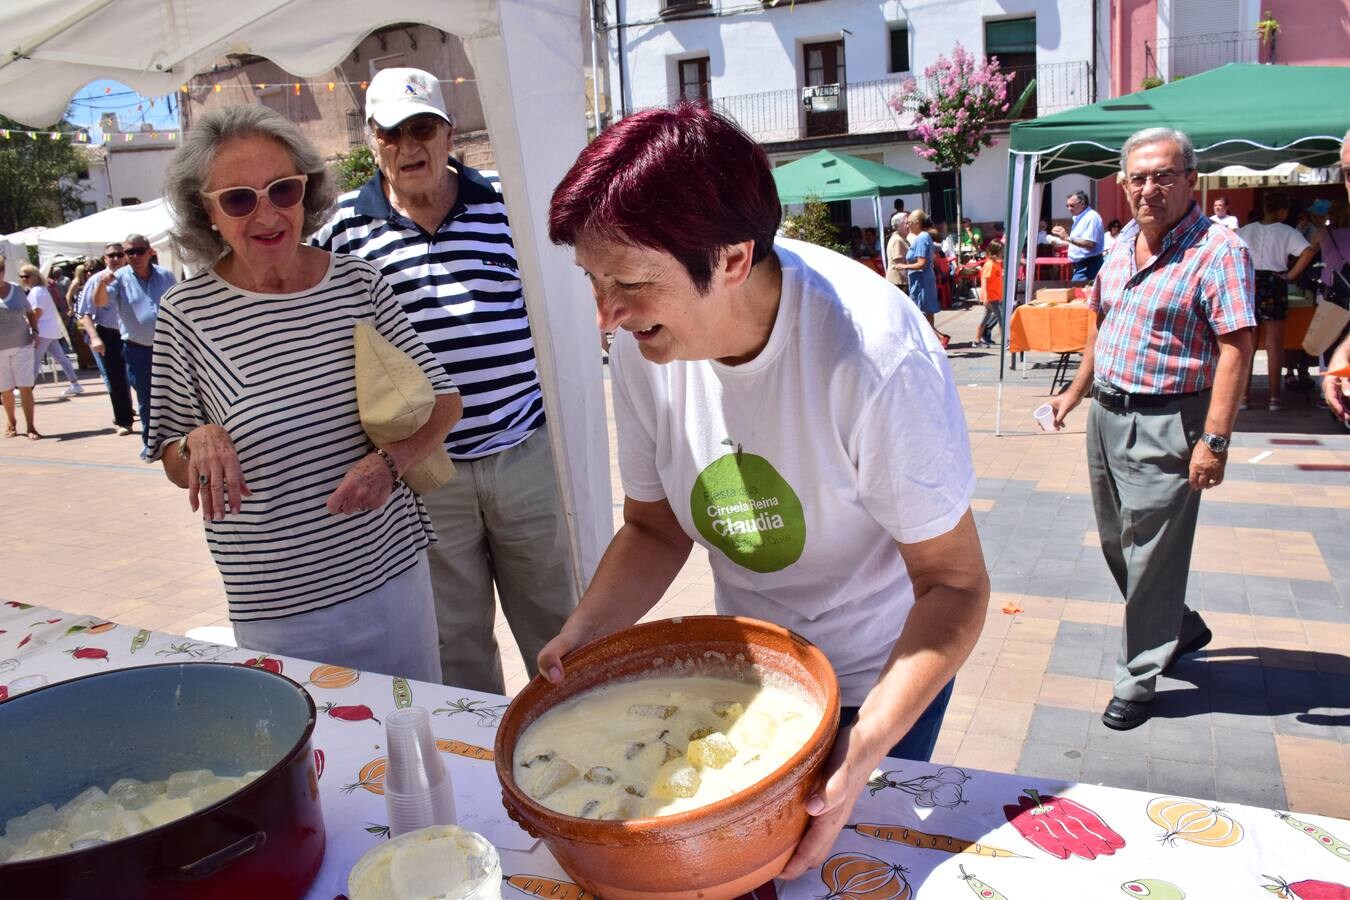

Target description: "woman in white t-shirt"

left=541, top=103, right=988, bottom=882
left=1236, top=192, right=1318, bottom=411
left=17, top=264, right=83, bottom=396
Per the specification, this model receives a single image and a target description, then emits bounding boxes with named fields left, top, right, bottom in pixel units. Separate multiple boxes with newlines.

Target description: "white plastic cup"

left=1033, top=404, right=1056, bottom=433
left=383, top=707, right=457, bottom=837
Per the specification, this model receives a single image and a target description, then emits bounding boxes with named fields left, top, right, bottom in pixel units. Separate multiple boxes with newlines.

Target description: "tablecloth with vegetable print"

left=3, top=602, right=1347, bottom=900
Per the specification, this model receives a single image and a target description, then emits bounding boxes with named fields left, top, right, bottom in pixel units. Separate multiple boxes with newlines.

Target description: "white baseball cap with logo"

left=365, top=67, right=452, bottom=128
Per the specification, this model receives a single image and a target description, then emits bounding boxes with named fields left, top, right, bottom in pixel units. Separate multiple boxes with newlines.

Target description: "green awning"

left=773, top=150, right=929, bottom=204
left=1010, top=63, right=1350, bottom=180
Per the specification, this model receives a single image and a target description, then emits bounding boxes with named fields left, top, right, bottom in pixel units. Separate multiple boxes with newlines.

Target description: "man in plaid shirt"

left=1049, top=127, right=1256, bottom=731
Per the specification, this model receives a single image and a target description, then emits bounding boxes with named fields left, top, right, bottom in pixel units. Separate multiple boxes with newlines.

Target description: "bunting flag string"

left=184, top=76, right=473, bottom=95
left=0, top=129, right=176, bottom=143
left=0, top=129, right=94, bottom=142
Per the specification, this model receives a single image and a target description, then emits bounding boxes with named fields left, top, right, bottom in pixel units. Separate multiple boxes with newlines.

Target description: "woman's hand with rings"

left=325, top=451, right=397, bottom=516
left=185, top=425, right=251, bottom=521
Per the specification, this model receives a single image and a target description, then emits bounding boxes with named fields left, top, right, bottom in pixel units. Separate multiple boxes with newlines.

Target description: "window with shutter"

left=985, top=17, right=1036, bottom=120
left=889, top=26, right=910, bottom=74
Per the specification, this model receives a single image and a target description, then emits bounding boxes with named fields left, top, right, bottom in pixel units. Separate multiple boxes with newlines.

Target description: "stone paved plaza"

left=3, top=303, right=1347, bottom=819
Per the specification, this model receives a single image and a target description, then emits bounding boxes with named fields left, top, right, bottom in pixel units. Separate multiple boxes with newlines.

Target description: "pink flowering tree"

left=889, top=44, right=1014, bottom=242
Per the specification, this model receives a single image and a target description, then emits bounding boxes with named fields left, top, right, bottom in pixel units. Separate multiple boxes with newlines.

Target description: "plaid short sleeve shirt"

left=1089, top=201, right=1255, bottom=394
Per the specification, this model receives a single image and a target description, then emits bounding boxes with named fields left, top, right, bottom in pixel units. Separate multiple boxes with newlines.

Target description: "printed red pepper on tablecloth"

left=1264, top=875, right=1350, bottom=900
left=1003, top=789, right=1125, bottom=860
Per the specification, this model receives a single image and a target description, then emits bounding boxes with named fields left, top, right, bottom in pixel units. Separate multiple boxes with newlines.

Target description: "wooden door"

left=804, top=40, right=847, bottom=137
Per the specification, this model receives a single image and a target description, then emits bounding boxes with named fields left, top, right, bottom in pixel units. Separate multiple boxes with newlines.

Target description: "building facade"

left=599, top=0, right=1346, bottom=235
left=600, top=0, right=1104, bottom=230
left=72, top=126, right=178, bottom=218
left=182, top=24, right=496, bottom=169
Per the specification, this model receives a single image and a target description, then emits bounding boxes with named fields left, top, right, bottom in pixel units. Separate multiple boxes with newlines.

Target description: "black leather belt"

left=1091, top=384, right=1207, bottom=412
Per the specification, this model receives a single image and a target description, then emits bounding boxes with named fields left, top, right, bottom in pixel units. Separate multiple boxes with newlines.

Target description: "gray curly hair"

left=1120, top=127, right=1197, bottom=173
left=164, top=105, right=335, bottom=266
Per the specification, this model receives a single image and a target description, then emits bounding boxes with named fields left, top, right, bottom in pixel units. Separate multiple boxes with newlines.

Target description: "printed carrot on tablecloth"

left=847, top=822, right=1026, bottom=858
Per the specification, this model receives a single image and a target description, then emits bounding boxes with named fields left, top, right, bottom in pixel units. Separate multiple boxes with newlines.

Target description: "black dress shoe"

left=1163, top=627, right=1213, bottom=673
left=1102, top=697, right=1150, bottom=730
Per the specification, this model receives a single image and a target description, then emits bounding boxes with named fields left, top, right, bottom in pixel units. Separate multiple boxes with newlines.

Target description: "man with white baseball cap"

left=314, top=67, right=577, bottom=693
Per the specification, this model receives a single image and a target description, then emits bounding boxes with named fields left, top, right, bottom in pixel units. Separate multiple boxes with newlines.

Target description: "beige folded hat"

left=353, top=321, right=455, bottom=495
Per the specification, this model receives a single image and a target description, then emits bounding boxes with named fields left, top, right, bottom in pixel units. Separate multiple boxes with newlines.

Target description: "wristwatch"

left=1199, top=432, right=1230, bottom=454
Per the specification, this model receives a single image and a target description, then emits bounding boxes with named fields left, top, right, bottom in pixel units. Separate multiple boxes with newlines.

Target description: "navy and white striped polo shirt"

left=312, top=162, right=544, bottom=459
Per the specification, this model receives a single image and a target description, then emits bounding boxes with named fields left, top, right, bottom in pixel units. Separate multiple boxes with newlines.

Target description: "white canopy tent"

left=0, top=0, right=611, bottom=590
left=36, top=198, right=180, bottom=275
left=3, top=227, right=46, bottom=280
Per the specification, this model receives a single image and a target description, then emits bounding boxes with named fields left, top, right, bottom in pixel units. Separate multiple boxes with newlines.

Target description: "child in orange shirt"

left=977, top=241, right=1005, bottom=348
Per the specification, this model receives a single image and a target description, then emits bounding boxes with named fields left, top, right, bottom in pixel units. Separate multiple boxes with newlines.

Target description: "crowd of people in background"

left=830, top=167, right=1350, bottom=428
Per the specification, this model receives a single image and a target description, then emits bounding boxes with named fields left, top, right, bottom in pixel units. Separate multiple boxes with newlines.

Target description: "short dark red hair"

left=548, top=102, right=781, bottom=292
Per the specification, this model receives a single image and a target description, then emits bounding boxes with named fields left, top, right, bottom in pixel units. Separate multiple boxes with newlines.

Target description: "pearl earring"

left=210, top=224, right=218, bottom=231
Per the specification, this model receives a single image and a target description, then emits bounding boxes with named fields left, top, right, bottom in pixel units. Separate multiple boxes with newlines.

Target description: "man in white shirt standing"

left=1050, top=190, right=1106, bottom=282
left=1210, top=197, right=1240, bottom=230
left=1236, top=191, right=1317, bottom=411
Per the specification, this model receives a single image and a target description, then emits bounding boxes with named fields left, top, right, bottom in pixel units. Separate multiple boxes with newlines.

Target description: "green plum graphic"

left=691, top=451, right=804, bottom=573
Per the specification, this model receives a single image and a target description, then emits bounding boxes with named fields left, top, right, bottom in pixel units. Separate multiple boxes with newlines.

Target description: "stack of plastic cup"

left=383, top=706, right=457, bottom=837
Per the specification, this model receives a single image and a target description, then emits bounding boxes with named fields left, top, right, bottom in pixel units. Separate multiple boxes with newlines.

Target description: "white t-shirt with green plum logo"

left=610, top=237, right=976, bottom=706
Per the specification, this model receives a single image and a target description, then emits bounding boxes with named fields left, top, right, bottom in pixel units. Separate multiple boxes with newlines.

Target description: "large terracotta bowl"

left=494, top=615, right=840, bottom=900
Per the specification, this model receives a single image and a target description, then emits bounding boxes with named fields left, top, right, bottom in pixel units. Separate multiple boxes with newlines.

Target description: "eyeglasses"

left=200, top=174, right=309, bottom=219
left=125, top=247, right=150, bottom=257
left=105, top=251, right=126, bottom=259
left=373, top=117, right=442, bottom=145
left=18, top=273, right=33, bottom=279
left=1124, top=169, right=1190, bottom=190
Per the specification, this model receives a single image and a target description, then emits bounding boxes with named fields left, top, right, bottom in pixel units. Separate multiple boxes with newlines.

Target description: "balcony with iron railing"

left=995, top=60, right=1095, bottom=121
left=1145, top=31, right=1264, bottom=82
left=633, top=60, right=1092, bottom=145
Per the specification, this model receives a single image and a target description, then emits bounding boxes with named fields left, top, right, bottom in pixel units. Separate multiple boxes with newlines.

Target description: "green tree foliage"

left=0, top=116, right=90, bottom=233
left=332, top=145, right=376, bottom=193
left=780, top=194, right=847, bottom=256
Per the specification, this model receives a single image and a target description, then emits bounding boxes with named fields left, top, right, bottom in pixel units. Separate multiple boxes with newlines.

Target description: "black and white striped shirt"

left=146, top=254, right=459, bottom=621
left=312, top=163, right=544, bottom=459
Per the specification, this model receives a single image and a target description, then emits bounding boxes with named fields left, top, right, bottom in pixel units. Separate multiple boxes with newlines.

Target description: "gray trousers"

left=232, top=551, right=441, bottom=683
left=421, top=424, right=578, bottom=693
left=1086, top=393, right=1211, bottom=702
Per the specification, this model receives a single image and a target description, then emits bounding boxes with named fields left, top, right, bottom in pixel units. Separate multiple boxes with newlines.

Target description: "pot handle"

left=152, top=822, right=267, bottom=881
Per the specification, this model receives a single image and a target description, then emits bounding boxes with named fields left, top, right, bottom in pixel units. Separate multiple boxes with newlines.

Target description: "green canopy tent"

left=773, top=150, right=929, bottom=261
left=995, top=63, right=1350, bottom=434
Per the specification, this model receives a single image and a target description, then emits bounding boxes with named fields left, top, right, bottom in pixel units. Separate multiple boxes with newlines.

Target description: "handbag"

left=353, top=320, right=456, bottom=495
left=1324, top=229, right=1350, bottom=303
left=1302, top=298, right=1350, bottom=356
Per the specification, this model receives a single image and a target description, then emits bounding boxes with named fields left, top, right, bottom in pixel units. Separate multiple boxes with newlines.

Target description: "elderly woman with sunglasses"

left=150, top=105, right=463, bottom=681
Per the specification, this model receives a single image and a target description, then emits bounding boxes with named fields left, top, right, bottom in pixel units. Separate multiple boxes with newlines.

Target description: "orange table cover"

left=1007, top=304, right=1092, bottom=354
left=1256, top=305, right=1313, bottom=351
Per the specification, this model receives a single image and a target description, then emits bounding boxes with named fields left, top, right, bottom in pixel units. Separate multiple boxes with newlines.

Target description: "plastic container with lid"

left=348, top=824, right=500, bottom=900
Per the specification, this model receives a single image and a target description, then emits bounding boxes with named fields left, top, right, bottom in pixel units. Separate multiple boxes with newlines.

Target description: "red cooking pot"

left=0, top=662, right=324, bottom=899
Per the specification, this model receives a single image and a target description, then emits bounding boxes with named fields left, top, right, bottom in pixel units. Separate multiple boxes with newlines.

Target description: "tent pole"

left=1021, top=169, right=1042, bottom=384
left=998, top=151, right=1035, bottom=437
left=873, top=195, right=884, bottom=263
